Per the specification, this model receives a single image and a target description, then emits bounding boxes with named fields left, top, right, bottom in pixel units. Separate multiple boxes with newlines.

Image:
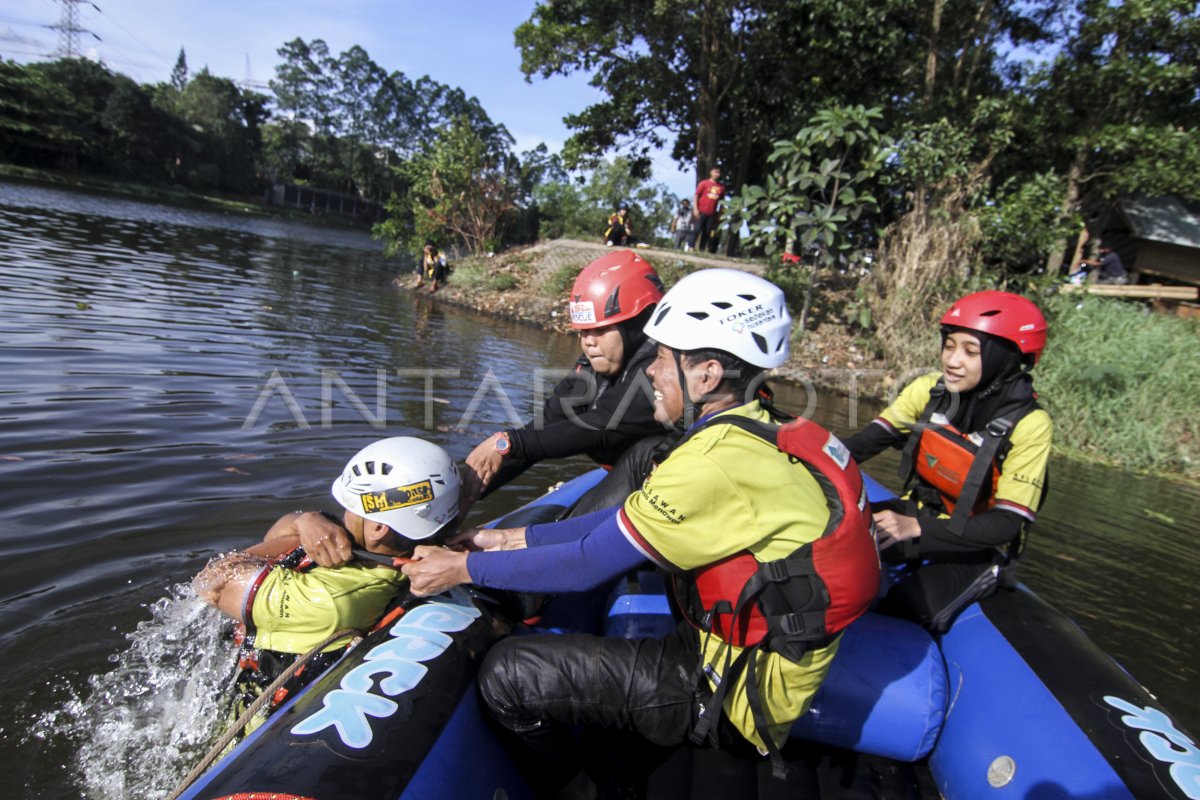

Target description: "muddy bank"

left=394, top=238, right=897, bottom=401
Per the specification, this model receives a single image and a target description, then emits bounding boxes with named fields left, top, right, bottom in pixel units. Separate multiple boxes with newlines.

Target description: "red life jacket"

left=672, top=415, right=880, bottom=663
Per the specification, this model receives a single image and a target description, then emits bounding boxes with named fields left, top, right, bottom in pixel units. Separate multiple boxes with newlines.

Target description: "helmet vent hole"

left=352, top=465, right=361, bottom=477
left=711, top=301, right=732, bottom=310
left=752, top=332, right=768, bottom=354
left=687, top=311, right=710, bottom=321
left=365, top=461, right=375, bottom=474
left=654, top=306, right=672, bottom=325
left=381, top=463, right=393, bottom=475
left=737, top=293, right=756, bottom=301
left=980, top=309, right=1001, bottom=316
left=604, top=287, right=621, bottom=318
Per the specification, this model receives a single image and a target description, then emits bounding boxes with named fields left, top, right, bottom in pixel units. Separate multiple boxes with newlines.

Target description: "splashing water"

left=29, top=584, right=237, bottom=800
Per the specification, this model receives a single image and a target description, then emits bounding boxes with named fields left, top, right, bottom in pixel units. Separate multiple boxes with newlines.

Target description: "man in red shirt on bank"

left=694, top=166, right=725, bottom=254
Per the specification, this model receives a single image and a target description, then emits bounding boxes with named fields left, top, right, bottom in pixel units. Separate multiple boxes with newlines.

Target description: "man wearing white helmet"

left=403, top=269, right=878, bottom=794
left=193, top=437, right=460, bottom=726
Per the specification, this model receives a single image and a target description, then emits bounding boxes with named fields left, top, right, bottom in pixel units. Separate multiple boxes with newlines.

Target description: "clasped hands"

left=295, top=511, right=526, bottom=597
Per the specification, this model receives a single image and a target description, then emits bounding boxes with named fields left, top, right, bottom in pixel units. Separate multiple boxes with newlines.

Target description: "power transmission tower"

left=53, top=0, right=93, bottom=59
left=240, top=53, right=270, bottom=91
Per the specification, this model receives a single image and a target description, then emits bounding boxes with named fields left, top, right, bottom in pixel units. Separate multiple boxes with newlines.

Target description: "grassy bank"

left=1037, top=293, right=1199, bottom=478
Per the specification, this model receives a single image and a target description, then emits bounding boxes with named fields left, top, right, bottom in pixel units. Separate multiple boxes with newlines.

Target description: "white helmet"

left=644, top=269, right=792, bottom=368
left=331, top=437, right=460, bottom=540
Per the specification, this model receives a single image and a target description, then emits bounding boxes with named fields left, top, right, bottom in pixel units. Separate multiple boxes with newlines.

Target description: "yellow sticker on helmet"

left=360, top=480, right=434, bottom=514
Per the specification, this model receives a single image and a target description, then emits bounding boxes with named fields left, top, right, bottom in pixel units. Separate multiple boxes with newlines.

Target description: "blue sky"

left=0, top=0, right=696, bottom=198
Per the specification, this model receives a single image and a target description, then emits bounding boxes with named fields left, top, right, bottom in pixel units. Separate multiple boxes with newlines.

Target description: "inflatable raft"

left=177, top=470, right=1199, bottom=800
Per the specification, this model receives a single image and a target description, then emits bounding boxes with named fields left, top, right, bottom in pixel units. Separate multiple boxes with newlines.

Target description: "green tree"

left=514, top=0, right=1047, bottom=225
left=177, top=69, right=267, bottom=192
left=1022, top=0, right=1200, bottom=271
left=31, top=58, right=119, bottom=170
left=0, top=61, right=81, bottom=167
left=730, top=105, right=889, bottom=330
left=101, top=75, right=169, bottom=180
left=330, top=45, right=388, bottom=194
left=171, top=48, right=189, bottom=92
left=377, top=115, right=518, bottom=257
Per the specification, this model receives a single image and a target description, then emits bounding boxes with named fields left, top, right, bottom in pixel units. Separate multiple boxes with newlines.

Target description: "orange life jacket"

left=898, top=382, right=1037, bottom=536
left=912, top=421, right=1001, bottom=516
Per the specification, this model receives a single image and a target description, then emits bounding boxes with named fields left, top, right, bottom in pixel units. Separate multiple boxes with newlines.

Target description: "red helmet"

left=568, top=250, right=664, bottom=330
left=941, top=290, right=1047, bottom=364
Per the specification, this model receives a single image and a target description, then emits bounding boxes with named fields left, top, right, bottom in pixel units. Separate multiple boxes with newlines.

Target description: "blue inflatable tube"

left=179, top=467, right=1200, bottom=800
left=859, top=471, right=1199, bottom=800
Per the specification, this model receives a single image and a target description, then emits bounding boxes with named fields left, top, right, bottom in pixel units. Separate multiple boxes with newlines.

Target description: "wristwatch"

left=494, top=432, right=511, bottom=456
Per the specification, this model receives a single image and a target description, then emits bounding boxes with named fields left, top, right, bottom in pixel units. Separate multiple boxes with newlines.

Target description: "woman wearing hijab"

left=460, top=250, right=666, bottom=514
left=843, top=291, right=1052, bottom=629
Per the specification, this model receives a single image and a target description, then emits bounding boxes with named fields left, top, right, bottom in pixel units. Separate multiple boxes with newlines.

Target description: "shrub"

left=541, top=264, right=577, bottom=297
left=1036, top=293, right=1200, bottom=476
left=448, top=258, right=520, bottom=292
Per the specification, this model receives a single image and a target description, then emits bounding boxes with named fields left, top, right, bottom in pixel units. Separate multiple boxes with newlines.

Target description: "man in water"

left=193, top=437, right=460, bottom=727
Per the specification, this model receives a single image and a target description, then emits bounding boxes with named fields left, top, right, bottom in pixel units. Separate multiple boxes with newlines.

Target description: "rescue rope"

left=166, top=627, right=366, bottom=800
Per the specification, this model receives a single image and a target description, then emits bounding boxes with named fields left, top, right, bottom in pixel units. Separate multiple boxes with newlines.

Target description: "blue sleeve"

left=467, top=513, right=645, bottom=593
left=524, top=507, right=618, bottom=546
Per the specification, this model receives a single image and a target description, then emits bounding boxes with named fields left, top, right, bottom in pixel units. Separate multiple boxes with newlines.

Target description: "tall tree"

left=1025, top=0, right=1200, bottom=270
left=171, top=48, right=189, bottom=92
left=515, top=0, right=762, bottom=179
left=378, top=114, right=518, bottom=257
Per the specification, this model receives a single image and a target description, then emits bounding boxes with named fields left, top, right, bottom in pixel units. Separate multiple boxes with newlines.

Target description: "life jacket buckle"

left=780, top=612, right=819, bottom=637
left=761, top=559, right=790, bottom=583
left=985, top=417, right=1013, bottom=438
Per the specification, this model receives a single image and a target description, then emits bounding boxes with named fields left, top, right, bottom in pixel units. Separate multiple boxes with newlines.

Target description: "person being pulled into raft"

left=458, top=248, right=668, bottom=516
left=842, top=290, right=1052, bottom=631
left=401, top=269, right=881, bottom=797
left=192, top=437, right=460, bottom=731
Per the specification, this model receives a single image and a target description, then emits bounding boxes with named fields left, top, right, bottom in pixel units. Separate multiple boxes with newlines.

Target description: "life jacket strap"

left=745, top=644, right=790, bottom=780
left=946, top=416, right=1014, bottom=536
left=898, top=382, right=944, bottom=487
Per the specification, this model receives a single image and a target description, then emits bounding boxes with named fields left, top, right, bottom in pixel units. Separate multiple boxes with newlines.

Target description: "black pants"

left=696, top=213, right=721, bottom=253
left=478, top=623, right=708, bottom=797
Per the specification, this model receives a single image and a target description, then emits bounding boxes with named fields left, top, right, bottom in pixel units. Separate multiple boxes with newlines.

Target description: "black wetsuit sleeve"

left=915, top=507, right=1025, bottom=555
left=508, top=347, right=662, bottom=466
left=843, top=420, right=906, bottom=464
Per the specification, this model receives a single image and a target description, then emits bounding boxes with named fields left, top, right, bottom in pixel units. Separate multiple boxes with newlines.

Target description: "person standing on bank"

left=402, top=269, right=880, bottom=796
left=694, top=166, right=726, bottom=254
left=604, top=205, right=633, bottom=247
left=842, top=290, right=1052, bottom=630
left=670, top=198, right=697, bottom=251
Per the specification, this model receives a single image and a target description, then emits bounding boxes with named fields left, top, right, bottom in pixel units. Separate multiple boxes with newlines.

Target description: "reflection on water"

left=0, top=180, right=1196, bottom=798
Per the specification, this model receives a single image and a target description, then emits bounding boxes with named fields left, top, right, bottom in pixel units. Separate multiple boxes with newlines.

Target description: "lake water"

left=1, top=180, right=1196, bottom=799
